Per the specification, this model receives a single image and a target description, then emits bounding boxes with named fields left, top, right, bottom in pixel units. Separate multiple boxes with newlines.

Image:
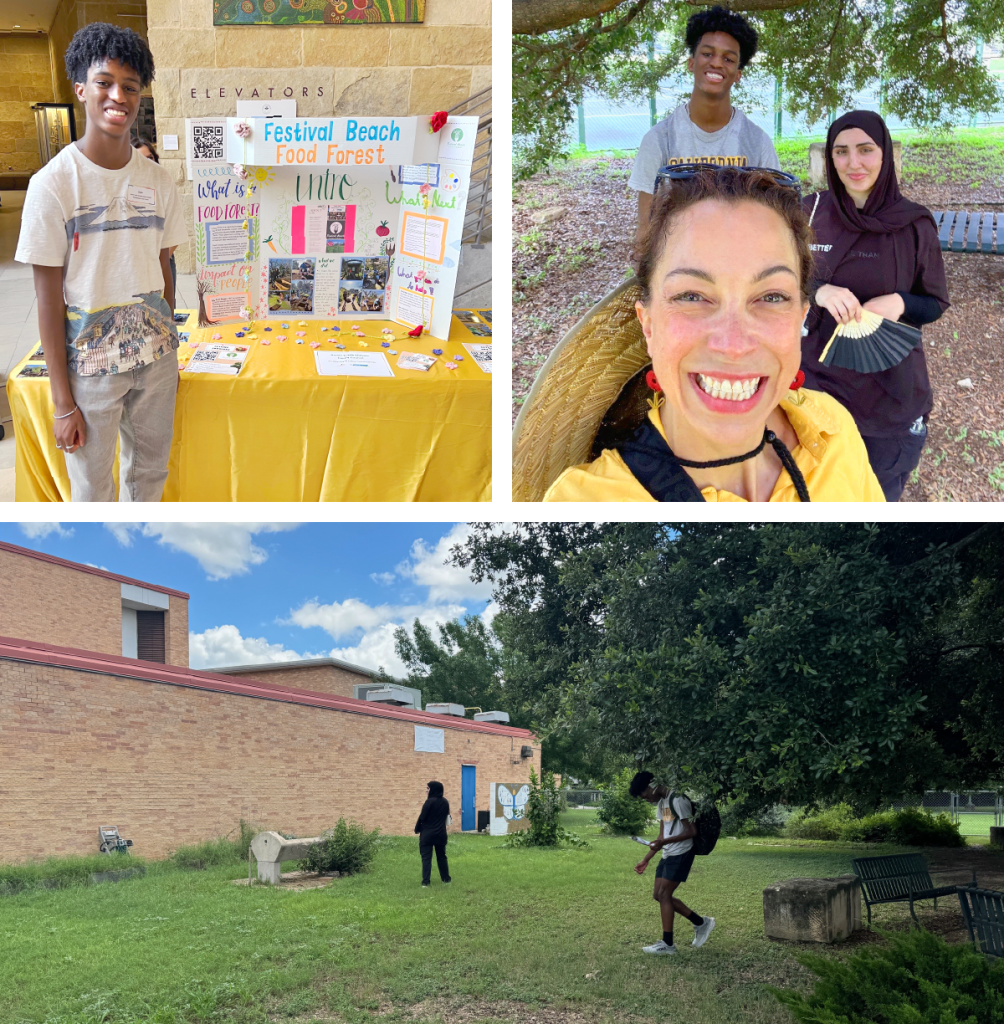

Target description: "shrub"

left=300, top=818, right=380, bottom=875
left=773, top=928, right=1004, bottom=1023
left=595, top=767, right=654, bottom=835
left=719, top=800, right=790, bottom=838
left=169, top=818, right=259, bottom=870
left=0, top=854, right=147, bottom=895
left=783, top=804, right=965, bottom=847
left=504, top=769, right=588, bottom=848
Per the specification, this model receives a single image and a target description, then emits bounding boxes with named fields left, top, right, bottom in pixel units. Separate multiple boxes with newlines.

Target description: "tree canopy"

left=513, top=0, right=1004, bottom=179
left=453, top=523, right=1004, bottom=810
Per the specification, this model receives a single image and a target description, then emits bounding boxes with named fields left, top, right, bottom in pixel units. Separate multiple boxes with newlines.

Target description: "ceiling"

left=0, top=1, right=62, bottom=33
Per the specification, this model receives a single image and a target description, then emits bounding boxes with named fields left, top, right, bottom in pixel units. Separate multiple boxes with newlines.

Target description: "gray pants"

left=66, top=352, right=179, bottom=502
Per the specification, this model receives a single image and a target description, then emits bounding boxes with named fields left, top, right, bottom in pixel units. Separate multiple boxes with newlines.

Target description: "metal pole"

left=648, top=39, right=658, bottom=127
left=577, top=102, right=586, bottom=149
left=773, top=76, right=783, bottom=140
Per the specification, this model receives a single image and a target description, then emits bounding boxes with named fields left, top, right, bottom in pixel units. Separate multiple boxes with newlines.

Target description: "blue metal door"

left=461, top=764, right=476, bottom=831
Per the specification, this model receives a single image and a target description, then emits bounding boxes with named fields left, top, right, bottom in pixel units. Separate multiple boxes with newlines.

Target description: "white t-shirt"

left=629, top=103, right=780, bottom=195
left=15, top=144, right=189, bottom=376
left=657, top=792, right=694, bottom=857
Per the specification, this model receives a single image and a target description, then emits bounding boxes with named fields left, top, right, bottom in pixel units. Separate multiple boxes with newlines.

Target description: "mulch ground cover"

left=512, top=145, right=1004, bottom=501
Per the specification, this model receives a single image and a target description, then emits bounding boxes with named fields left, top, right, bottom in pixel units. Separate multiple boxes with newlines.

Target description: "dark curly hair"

left=629, top=771, right=655, bottom=798
left=685, top=5, right=758, bottom=69
left=64, top=22, right=155, bottom=88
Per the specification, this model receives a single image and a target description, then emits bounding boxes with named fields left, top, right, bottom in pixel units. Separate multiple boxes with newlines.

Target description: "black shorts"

left=655, top=849, right=696, bottom=883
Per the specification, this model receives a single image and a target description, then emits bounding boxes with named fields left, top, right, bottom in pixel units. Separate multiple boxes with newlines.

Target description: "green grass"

left=0, top=819, right=989, bottom=1024
left=0, top=854, right=147, bottom=895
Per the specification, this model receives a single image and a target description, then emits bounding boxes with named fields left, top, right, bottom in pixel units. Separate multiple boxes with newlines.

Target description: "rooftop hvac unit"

left=425, top=702, right=466, bottom=716
left=365, top=685, right=418, bottom=706
left=473, top=710, right=509, bottom=723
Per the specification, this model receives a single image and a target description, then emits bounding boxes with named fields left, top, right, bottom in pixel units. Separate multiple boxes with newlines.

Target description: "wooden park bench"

left=931, top=210, right=1004, bottom=254
left=851, top=853, right=978, bottom=926
left=957, top=886, right=1004, bottom=957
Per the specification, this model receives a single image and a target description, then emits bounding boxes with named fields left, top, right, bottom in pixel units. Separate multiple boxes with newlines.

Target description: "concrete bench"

left=249, top=831, right=322, bottom=884
left=957, top=886, right=1004, bottom=957
left=931, top=210, right=1004, bottom=254
left=763, top=875, right=862, bottom=943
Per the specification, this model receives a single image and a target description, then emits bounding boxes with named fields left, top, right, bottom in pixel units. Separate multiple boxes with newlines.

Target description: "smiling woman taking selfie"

left=801, top=111, right=949, bottom=501
left=512, top=165, right=885, bottom=502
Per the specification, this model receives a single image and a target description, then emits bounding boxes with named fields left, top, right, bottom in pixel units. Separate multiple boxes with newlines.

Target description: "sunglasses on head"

left=653, top=161, right=802, bottom=199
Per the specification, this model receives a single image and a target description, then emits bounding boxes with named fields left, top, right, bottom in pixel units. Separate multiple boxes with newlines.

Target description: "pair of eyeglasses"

left=653, top=162, right=802, bottom=199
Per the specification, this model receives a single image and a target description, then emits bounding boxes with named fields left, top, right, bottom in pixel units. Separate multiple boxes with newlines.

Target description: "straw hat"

left=512, top=278, right=652, bottom=502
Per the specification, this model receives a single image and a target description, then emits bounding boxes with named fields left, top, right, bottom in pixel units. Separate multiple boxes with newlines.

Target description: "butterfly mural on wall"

left=498, top=784, right=530, bottom=821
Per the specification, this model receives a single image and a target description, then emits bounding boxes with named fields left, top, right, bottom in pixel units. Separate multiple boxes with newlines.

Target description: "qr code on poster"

left=192, top=124, right=225, bottom=161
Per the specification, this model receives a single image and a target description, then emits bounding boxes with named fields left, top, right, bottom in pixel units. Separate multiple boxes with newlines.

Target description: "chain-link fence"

left=892, top=791, right=1004, bottom=837
left=563, top=789, right=602, bottom=807
left=572, top=42, right=1004, bottom=153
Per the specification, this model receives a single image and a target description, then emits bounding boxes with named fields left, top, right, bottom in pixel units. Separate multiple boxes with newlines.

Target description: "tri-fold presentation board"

left=187, top=113, right=478, bottom=341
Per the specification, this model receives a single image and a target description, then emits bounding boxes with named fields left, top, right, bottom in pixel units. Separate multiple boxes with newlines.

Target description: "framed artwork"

left=213, top=0, right=425, bottom=24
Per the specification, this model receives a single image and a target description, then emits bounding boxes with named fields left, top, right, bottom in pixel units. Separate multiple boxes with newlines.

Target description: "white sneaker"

left=642, top=940, right=678, bottom=955
left=692, top=916, right=715, bottom=948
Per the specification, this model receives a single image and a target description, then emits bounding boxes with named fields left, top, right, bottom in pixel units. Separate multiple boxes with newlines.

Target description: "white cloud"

left=287, top=597, right=466, bottom=641
left=395, top=523, right=498, bottom=602
left=370, top=571, right=396, bottom=586
left=189, top=624, right=307, bottom=669
left=105, top=523, right=299, bottom=579
left=19, top=523, right=73, bottom=539
left=481, top=600, right=500, bottom=627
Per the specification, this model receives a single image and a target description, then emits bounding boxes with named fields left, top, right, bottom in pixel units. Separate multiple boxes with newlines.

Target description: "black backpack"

left=669, top=791, right=721, bottom=857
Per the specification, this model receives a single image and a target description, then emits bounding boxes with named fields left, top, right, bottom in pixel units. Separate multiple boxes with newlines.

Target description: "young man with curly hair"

left=630, top=5, right=780, bottom=251
left=629, top=770, right=715, bottom=956
left=15, top=23, right=188, bottom=501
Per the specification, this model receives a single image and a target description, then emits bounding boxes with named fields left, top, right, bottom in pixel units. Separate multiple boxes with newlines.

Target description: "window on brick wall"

left=136, top=610, right=166, bottom=663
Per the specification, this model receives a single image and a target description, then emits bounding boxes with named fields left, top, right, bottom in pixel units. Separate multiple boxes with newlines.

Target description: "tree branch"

left=939, top=0, right=954, bottom=60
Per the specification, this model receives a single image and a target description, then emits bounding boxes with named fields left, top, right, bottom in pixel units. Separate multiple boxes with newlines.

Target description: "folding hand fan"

left=817, top=309, right=922, bottom=373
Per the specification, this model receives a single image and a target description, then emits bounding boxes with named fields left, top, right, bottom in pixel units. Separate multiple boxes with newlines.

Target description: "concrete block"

left=250, top=830, right=322, bottom=884
left=764, top=875, right=862, bottom=943
left=808, top=140, right=902, bottom=191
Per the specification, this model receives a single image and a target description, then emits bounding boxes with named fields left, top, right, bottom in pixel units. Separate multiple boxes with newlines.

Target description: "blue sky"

left=3, top=523, right=497, bottom=674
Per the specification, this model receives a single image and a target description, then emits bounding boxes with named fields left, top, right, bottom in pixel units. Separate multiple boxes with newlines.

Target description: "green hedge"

left=783, top=804, right=965, bottom=846
left=595, top=767, right=655, bottom=835
left=0, top=854, right=148, bottom=894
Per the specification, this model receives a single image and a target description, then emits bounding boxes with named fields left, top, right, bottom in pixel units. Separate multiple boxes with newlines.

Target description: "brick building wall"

left=217, top=661, right=372, bottom=698
left=0, top=542, right=189, bottom=667
left=0, top=650, right=538, bottom=861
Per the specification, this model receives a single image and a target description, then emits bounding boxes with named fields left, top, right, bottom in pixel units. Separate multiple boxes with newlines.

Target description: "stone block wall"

left=0, top=657, right=539, bottom=860
left=145, top=0, right=491, bottom=272
left=0, top=35, right=56, bottom=174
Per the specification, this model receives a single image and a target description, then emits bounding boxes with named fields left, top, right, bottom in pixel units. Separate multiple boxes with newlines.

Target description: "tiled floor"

left=0, top=190, right=198, bottom=501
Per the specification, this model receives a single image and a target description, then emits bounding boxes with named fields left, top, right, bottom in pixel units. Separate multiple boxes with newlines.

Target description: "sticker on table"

left=399, top=164, right=440, bottom=187
left=453, top=309, right=482, bottom=324
left=17, top=363, right=49, bottom=379
left=205, top=220, right=251, bottom=264
left=464, top=322, right=492, bottom=338
left=395, top=286, right=433, bottom=328
left=207, top=292, right=249, bottom=321
left=314, top=351, right=394, bottom=378
left=28, top=344, right=44, bottom=359
left=396, top=351, right=436, bottom=372
left=268, top=258, right=315, bottom=313
left=338, top=256, right=388, bottom=313
left=183, top=342, right=250, bottom=375
left=400, top=212, right=448, bottom=265
left=476, top=310, right=491, bottom=323
left=462, top=344, right=492, bottom=374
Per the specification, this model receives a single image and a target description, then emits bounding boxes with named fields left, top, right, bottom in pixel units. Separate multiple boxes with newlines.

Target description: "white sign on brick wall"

left=414, top=725, right=445, bottom=753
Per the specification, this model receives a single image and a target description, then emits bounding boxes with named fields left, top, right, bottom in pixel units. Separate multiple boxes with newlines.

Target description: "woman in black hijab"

left=801, top=110, right=949, bottom=501
left=414, top=780, right=452, bottom=887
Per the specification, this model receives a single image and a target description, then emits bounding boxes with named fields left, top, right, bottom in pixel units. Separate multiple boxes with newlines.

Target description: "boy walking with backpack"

left=630, top=770, right=715, bottom=955
left=15, top=22, right=188, bottom=501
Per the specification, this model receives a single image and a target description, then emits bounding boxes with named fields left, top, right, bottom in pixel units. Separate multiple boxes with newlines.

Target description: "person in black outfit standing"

left=415, top=780, right=452, bottom=887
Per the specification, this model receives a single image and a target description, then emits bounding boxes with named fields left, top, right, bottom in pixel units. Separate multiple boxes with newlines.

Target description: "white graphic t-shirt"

left=629, top=103, right=780, bottom=195
left=16, top=144, right=189, bottom=376
left=656, top=792, right=694, bottom=857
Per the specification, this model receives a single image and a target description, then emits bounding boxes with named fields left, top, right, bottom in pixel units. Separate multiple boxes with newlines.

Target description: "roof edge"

left=0, top=635, right=536, bottom=741
left=213, top=656, right=388, bottom=680
left=0, top=541, right=189, bottom=599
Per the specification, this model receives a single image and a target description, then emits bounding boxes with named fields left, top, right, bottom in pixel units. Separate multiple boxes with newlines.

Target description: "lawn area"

left=3, top=809, right=987, bottom=1024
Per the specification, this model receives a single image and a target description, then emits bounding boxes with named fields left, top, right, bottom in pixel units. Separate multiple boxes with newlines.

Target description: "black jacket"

left=415, top=795, right=450, bottom=839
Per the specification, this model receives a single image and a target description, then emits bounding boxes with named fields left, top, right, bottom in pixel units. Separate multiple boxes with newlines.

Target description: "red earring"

left=645, top=370, right=661, bottom=392
left=790, top=370, right=805, bottom=390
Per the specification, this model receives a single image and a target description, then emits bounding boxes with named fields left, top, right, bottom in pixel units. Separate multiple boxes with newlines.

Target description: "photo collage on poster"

left=339, top=257, right=390, bottom=313
left=453, top=308, right=492, bottom=337
left=268, top=258, right=317, bottom=313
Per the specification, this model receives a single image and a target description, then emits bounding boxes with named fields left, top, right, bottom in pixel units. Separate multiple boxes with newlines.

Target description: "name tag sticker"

left=127, top=185, right=156, bottom=207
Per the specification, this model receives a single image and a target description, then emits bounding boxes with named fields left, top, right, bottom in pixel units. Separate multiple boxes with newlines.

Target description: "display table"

left=6, top=311, right=492, bottom=502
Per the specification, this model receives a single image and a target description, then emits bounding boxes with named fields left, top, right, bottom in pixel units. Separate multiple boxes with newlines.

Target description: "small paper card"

left=183, top=342, right=250, bottom=375
left=463, top=343, right=492, bottom=374
left=314, top=351, right=394, bottom=378
left=396, top=351, right=436, bottom=372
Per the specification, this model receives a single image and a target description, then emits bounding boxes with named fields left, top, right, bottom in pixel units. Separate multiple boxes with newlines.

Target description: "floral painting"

left=213, top=0, right=424, bottom=24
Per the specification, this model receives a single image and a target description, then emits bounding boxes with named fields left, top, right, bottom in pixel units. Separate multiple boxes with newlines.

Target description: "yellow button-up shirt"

left=543, top=388, right=886, bottom=503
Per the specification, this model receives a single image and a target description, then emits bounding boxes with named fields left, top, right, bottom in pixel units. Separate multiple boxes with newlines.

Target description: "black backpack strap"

left=616, top=421, right=706, bottom=502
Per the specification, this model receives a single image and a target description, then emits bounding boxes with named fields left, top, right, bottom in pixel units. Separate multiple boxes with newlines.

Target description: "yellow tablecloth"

left=6, top=311, right=492, bottom=502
